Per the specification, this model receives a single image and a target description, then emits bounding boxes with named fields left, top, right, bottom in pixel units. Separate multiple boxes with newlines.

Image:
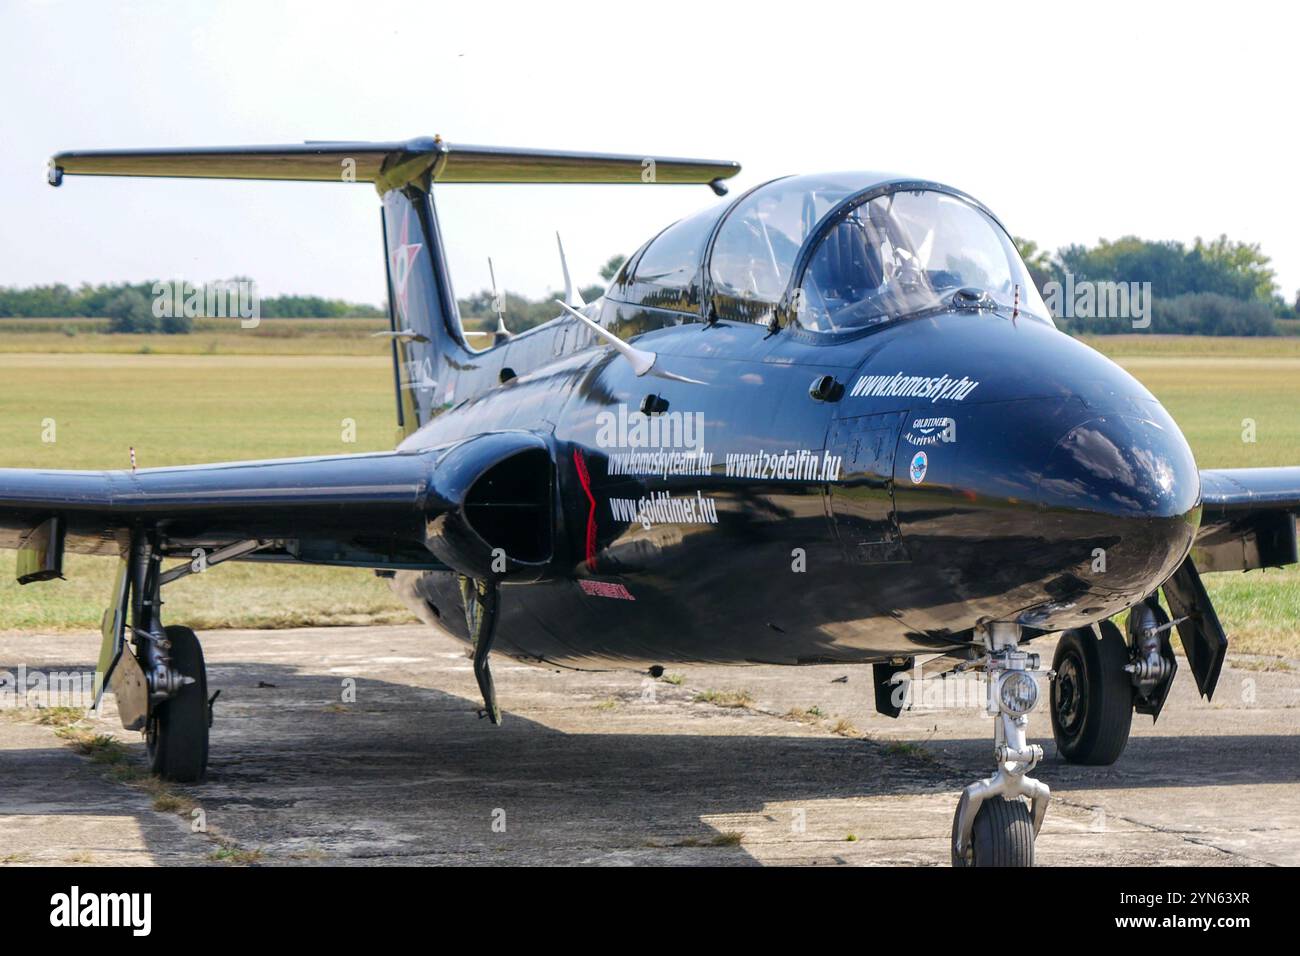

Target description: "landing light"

left=998, top=671, right=1039, bottom=716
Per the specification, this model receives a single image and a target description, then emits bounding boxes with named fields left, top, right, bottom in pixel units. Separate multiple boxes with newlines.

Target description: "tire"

left=146, top=625, right=209, bottom=782
left=951, top=795, right=1035, bottom=867
left=1050, top=622, right=1133, bottom=765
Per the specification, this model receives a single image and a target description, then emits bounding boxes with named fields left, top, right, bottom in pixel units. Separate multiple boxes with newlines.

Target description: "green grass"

left=693, top=688, right=755, bottom=708
left=0, top=351, right=416, bottom=630
left=30, top=706, right=85, bottom=727
left=209, top=845, right=265, bottom=865
left=1078, top=333, right=1300, bottom=358
left=885, top=740, right=928, bottom=758
left=55, top=727, right=125, bottom=761
left=2, top=553, right=416, bottom=631
left=1101, top=356, right=1300, bottom=470
left=0, top=333, right=1296, bottom=652
left=1086, top=338, right=1300, bottom=656
left=0, top=354, right=399, bottom=467
left=0, top=317, right=391, bottom=355
left=1185, top=565, right=1300, bottom=658
left=0, top=316, right=501, bottom=355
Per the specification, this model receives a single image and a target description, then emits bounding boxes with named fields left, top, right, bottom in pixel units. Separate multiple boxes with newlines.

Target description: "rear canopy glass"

left=620, top=202, right=728, bottom=314
left=707, top=173, right=869, bottom=322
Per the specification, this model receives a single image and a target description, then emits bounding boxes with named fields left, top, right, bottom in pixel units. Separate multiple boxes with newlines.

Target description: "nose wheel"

left=951, top=794, right=1035, bottom=867
left=950, top=623, right=1050, bottom=867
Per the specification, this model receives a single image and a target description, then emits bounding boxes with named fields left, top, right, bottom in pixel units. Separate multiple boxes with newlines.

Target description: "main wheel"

left=1050, top=622, right=1133, bottom=765
left=951, top=795, right=1034, bottom=867
left=146, top=625, right=209, bottom=782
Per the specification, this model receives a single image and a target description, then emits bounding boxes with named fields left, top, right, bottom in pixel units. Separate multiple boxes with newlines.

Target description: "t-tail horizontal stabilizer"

left=48, top=138, right=741, bottom=194
left=45, top=138, right=738, bottom=436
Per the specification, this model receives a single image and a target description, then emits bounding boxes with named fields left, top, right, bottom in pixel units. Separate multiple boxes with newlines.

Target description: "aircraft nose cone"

left=1033, top=412, right=1201, bottom=610
left=1038, top=414, right=1200, bottom=520
left=886, top=395, right=1203, bottom=632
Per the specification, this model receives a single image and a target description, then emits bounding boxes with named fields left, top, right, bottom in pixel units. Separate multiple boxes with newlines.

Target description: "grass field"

left=0, top=347, right=419, bottom=632
left=0, top=317, right=392, bottom=355
left=0, top=325, right=1296, bottom=657
left=1086, top=338, right=1300, bottom=656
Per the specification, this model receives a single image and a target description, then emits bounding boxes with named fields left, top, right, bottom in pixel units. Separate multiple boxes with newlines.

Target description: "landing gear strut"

left=951, top=623, right=1050, bottom=867
left=95, top=536, right=264, bottom=780
left=127, top=535, right=212, bottom=782
left=459, top=575, right=502, bottom=725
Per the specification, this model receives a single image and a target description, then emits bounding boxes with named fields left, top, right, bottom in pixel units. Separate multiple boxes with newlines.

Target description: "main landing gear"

left=1049, top=621, right=1134, bottom=765
left=1048, top=595, right=1180, bottom=766
left=102, top=536, right=262, bottom=782
left=146, top=625, right=210, bottom=781
left=951, top=622, right=1050, bottom=867
left=127, top=536, right=216, bottom=782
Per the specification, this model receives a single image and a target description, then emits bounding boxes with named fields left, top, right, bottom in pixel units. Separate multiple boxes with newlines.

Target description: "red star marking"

left=389, top=211, right=423, bottom=322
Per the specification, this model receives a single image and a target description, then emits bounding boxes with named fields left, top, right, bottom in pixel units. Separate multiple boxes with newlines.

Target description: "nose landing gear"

left=951, top=622, right=1051, bottom=867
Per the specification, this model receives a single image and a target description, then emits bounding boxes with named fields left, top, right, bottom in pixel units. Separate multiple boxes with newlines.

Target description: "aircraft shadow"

left=4, top=658, right=1294, bottom=864
left=918, top=732, right=1300, bottom=792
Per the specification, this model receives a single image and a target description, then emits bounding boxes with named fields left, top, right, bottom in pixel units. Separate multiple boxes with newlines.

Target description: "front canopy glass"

left=797, top=188, right=1050, bottom=332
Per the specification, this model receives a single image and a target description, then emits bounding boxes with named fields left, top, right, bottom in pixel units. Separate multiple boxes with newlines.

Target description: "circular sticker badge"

left=909, top=450, right=928, bottom=484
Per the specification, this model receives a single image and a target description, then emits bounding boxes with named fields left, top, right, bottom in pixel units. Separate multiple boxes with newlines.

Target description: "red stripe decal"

left=573, top=449, right=597, bottom=571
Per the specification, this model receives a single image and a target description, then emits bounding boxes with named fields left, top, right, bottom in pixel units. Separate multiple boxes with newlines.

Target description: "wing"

left=0, top=431, right=554, bottom=579
left=1195, top=467, right=1300, bottom=572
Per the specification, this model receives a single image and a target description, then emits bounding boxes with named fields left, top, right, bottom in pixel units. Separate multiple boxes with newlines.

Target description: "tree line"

left=1, top=242, right=1293, bottom=336
left=0, top=280, right=384, bottom=333
left=456, top=255, right=624, bottom=333
left=1016, top=234, right=1294, bottom=335
left=462, top=242, right=1297, bottom=337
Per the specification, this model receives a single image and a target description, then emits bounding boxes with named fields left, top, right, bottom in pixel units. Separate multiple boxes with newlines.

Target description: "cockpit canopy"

left=607, top=172, right=1050, bottom=332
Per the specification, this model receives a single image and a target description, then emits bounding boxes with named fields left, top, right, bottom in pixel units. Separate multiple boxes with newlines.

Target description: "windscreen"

left=797, top=189, right=1049, bottom=332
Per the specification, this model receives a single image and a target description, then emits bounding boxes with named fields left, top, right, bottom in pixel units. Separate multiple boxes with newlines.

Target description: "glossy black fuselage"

left=392, top=301, right=1201, bottom=668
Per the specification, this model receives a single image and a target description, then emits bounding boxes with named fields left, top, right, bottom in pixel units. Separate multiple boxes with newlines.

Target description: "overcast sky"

left=2, top=0, right=1296, bottom=306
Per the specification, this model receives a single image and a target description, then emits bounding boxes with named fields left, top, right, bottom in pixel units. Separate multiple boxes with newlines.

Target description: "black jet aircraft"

left=4, top=138, right=1298, bottom=867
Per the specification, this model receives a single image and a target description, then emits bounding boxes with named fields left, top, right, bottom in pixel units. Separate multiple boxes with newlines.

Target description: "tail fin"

left=379, top=186, right=484, bottom=436
left=48, top=137, right=741, bottom=438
